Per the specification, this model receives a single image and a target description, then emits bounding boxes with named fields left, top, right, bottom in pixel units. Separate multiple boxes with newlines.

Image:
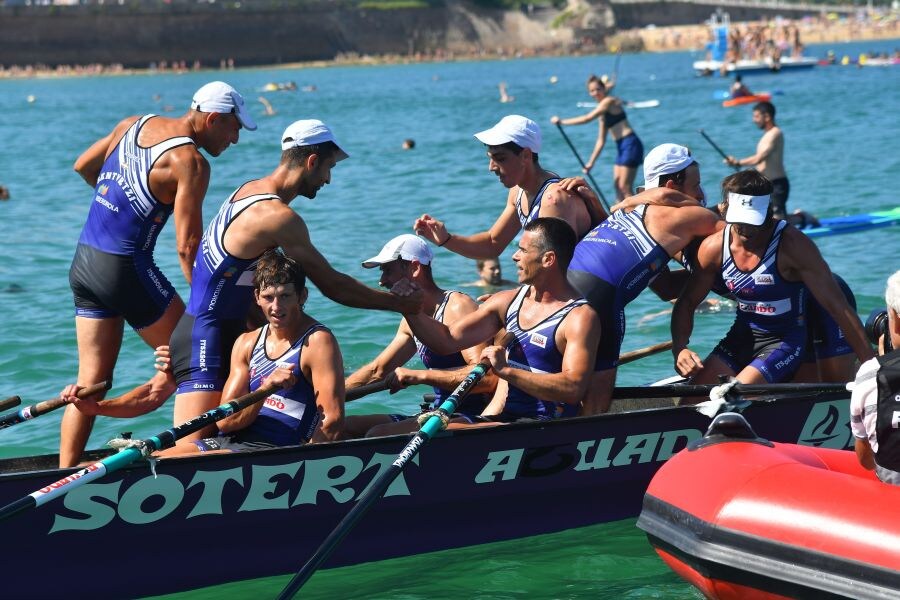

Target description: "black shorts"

left=69, top=243, right=176, bottom=330
left=171, top=312, right=246, bottom=394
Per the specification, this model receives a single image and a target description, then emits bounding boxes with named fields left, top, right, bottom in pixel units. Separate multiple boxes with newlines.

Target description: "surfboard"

left=576, top=99, right=660, bottom=109
left=801, top=206, right=900, bottom=238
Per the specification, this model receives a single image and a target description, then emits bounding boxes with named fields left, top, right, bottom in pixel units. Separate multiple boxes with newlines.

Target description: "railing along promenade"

left=608, top=0, right=857, bottom=15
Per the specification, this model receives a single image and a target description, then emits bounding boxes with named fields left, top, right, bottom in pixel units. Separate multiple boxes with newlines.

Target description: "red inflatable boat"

left=638, top=413, right=900, bottom=599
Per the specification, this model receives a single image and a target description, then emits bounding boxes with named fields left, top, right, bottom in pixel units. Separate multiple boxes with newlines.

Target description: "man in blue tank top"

left=414, top=115, right=607, bottom=259
left=672, top=170, right=874, bottom=384
left=61, top=120, right=423, bottom=447
left=157, top=250, right=347, bottom=455
left=60, top=81, right=256, bottom=467
left=405, top=218, right=601, bottom=423
left=343, top=234, right=497, bottom=436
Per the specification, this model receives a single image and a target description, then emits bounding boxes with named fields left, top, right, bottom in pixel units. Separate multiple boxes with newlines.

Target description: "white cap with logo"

left=643, top=143, right=695, bottom=189
left=362, top=234, right=434, bottom=268
left=281, top=119, right=349, bottom=162
left=474, top=115, right=541, bottom=153
left=725, top=193, right=771, bottom=225
left=191, top=81, right=257, bottom=131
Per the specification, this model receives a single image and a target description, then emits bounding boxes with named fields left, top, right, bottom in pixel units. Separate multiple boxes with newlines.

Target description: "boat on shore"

left=638, top=412, right=900, bottom=599
left=0, top=389, right=852, bottom=598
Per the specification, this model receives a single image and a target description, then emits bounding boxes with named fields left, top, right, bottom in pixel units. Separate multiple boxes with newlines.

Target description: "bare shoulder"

left=306, top=325, right=339, bottom=349
left=445, top=290, right=479, bottom=317
left=698, top=228, right=724, bottom=258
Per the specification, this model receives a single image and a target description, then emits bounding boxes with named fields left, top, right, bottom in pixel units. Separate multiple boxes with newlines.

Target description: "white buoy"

left=26, top=95, right=36, bottom=103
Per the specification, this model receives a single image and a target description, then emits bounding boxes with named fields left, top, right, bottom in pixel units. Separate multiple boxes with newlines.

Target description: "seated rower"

left=730, top=75, right=752, bottom=99
left=400, top=218, right=600, bottom=427
left=342, top=234, right=497, bottom=437
left=157, top=250, right=346, bottom=455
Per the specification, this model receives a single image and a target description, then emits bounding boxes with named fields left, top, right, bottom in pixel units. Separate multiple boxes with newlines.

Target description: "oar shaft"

left=618, top=341, right=673, bottom=365
left=0, top=396, right=21, bottom=413
left=0, top=381, right=109, bottom=430
left=611, top=382, right=847, bottom=399
left=698, top=129, right=740, bottom=172
left=0, top=383, right=281, bottom=523
left=277, top=363, right=488, bottom=599
left=346, top=379, right=390, bottom=402
left=555, top=122, right=610, bottom=212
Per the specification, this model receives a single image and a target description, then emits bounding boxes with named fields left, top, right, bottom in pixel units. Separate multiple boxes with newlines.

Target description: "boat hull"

left=638, top=415, right=900, bottom=599
left=0, top=393, right=852, bottom=597
left=694, top=57, right=818, bottom=75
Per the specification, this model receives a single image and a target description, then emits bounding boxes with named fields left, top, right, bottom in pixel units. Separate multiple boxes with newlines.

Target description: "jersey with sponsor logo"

left=502, top=285, right=585, bottom=419
left=186, top=189, right=280, bottom=319
left=78, top=115, right=194, bottom=257
left=241, top=323, right=327, bottom=446
left=568, top=204, right=670, bottom=305
left=515, top=177, right=561, bottom=227
left=721, top=220, right=806, bottom=333
left=413, top=291, right=490, bottom=412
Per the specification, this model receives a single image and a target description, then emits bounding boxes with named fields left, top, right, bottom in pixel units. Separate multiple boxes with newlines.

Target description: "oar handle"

left=0, top=381, right=110, bottom=430
left=0, top=396, right=21, bottom=413
left=698, top=129, right=740, bottom=172
left=555, top=122, right=610, bottom=212
left=618, top=341, right=673, bottom=365
left=346, top=379, right=390, bottom=402
left=277, top=362, right=489, bottom=598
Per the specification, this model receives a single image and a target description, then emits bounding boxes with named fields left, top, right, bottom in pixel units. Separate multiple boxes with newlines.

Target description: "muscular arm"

left=216, top=333, right=261, bottom=433
left=414, top=194, right=522, bottom=259
left=586, top=120, right=609, bottom=170
left=73, top=117, right=138, bottom=187
left=275, top=211, right=421, bottom=313
left=344, top=324, right=417, bottom=389
left=169, top=150, right=210, bottom=284
left=557, top=105, right=604, bottom=127
left=780, top=230, right=875, bottom=363
left=672, top=234, right=721, bottom=376
left=610, top=187, right=702, bottom=213
left=404, top=291, right=511, bottom=356
left=305, top=329, right=346, bottom=442
left=488, top=306, right=599, bottom=404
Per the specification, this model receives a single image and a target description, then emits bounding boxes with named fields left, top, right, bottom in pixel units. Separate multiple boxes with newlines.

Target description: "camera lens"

left=864, top=309, right=889, bottom=347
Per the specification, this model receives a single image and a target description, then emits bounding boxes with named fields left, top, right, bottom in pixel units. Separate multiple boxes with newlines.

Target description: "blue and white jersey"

left=721, top=220, right=806, bottom=333
left=186, top=190, right=280, bottom=320
left=503, top=285, right=585, bottom=419
left=515, top=177, right=561, bottom=227
left=568, top=204, right=670, bottom=305
left=241, top=323, right=327, bottom=446
left=78, top=115, right=194, bottom=257
left=413, top=291, right=490, bottom=413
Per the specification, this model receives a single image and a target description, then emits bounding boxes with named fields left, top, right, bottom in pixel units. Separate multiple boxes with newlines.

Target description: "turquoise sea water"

left=0, top=39, right=898, bottom=598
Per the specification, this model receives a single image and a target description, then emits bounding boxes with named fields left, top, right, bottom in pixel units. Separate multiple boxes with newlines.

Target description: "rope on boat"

left=695, top=380, right=739, bottom=418
left=107, top=437, right=159, bottom=477
left=416, top=409, right=450, bottom=429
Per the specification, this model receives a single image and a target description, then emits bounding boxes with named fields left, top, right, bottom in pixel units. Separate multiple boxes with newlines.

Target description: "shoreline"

left=2, top=20, right=898, bottom=81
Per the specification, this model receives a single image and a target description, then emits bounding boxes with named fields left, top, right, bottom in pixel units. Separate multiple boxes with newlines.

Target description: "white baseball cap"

left=281, top=119, right=349, bottom=162
left=362, top=234, right=433, bottom=268
left=474, top=115, right=541, bottom=153
left=725, top=193, right=771, bottom=225
left=191, top=81, right=257, bottom=131
left=643, top=143, right=695, bottom=188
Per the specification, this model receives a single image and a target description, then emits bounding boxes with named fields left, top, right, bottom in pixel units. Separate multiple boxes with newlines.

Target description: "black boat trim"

left=637, top=494, right=900, bottom=600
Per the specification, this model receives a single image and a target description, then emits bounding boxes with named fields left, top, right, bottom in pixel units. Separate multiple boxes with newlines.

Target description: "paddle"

left=0, top=381, right=110, bottom=430
left=345, top=379, right=390, bottom=401
left=698, top=129, right=739, bottom=172
left=0, top=382, right=283, bottom=523
left=611, top=381, right=848, bottom=400
left=276, top=361, right=490, bottom=598
left=617, top=340, right=673, bottom=365
left=0, top=396, right=22, bottom=413
left=554, top=122, right=611, bottom=212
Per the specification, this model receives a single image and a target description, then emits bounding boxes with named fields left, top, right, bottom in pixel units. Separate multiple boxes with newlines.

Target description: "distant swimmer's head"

left=475, top=115, right=541, bottom=185
left=476, top=258, right=503, bottom=286
left=192, top=81, right=257, bottom=131
left=722, top=170, right=774, bottom=237
left=402, top=138, right=416, bottom=150
left=642, top=143, right=704, bottom=205
left=281, top=119, right=349, bottom=198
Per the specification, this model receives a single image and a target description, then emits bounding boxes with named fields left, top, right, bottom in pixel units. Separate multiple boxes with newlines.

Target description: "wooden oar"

left=0, top=396, right=21, bottom=413
left=345, top=379, right=390, bottom=402
left=0, top=382, right=282, bottom=523
left=618, top=340, right=673, bottom=365
left=276, top=361, right=490, bottom=598
left=611, top=381, right=847, bottom=400
left=698, top=129, right=740, bottom=172
left=555, top=122, right=610, bottom=212
left=0, top=381, right=110, bottom=430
